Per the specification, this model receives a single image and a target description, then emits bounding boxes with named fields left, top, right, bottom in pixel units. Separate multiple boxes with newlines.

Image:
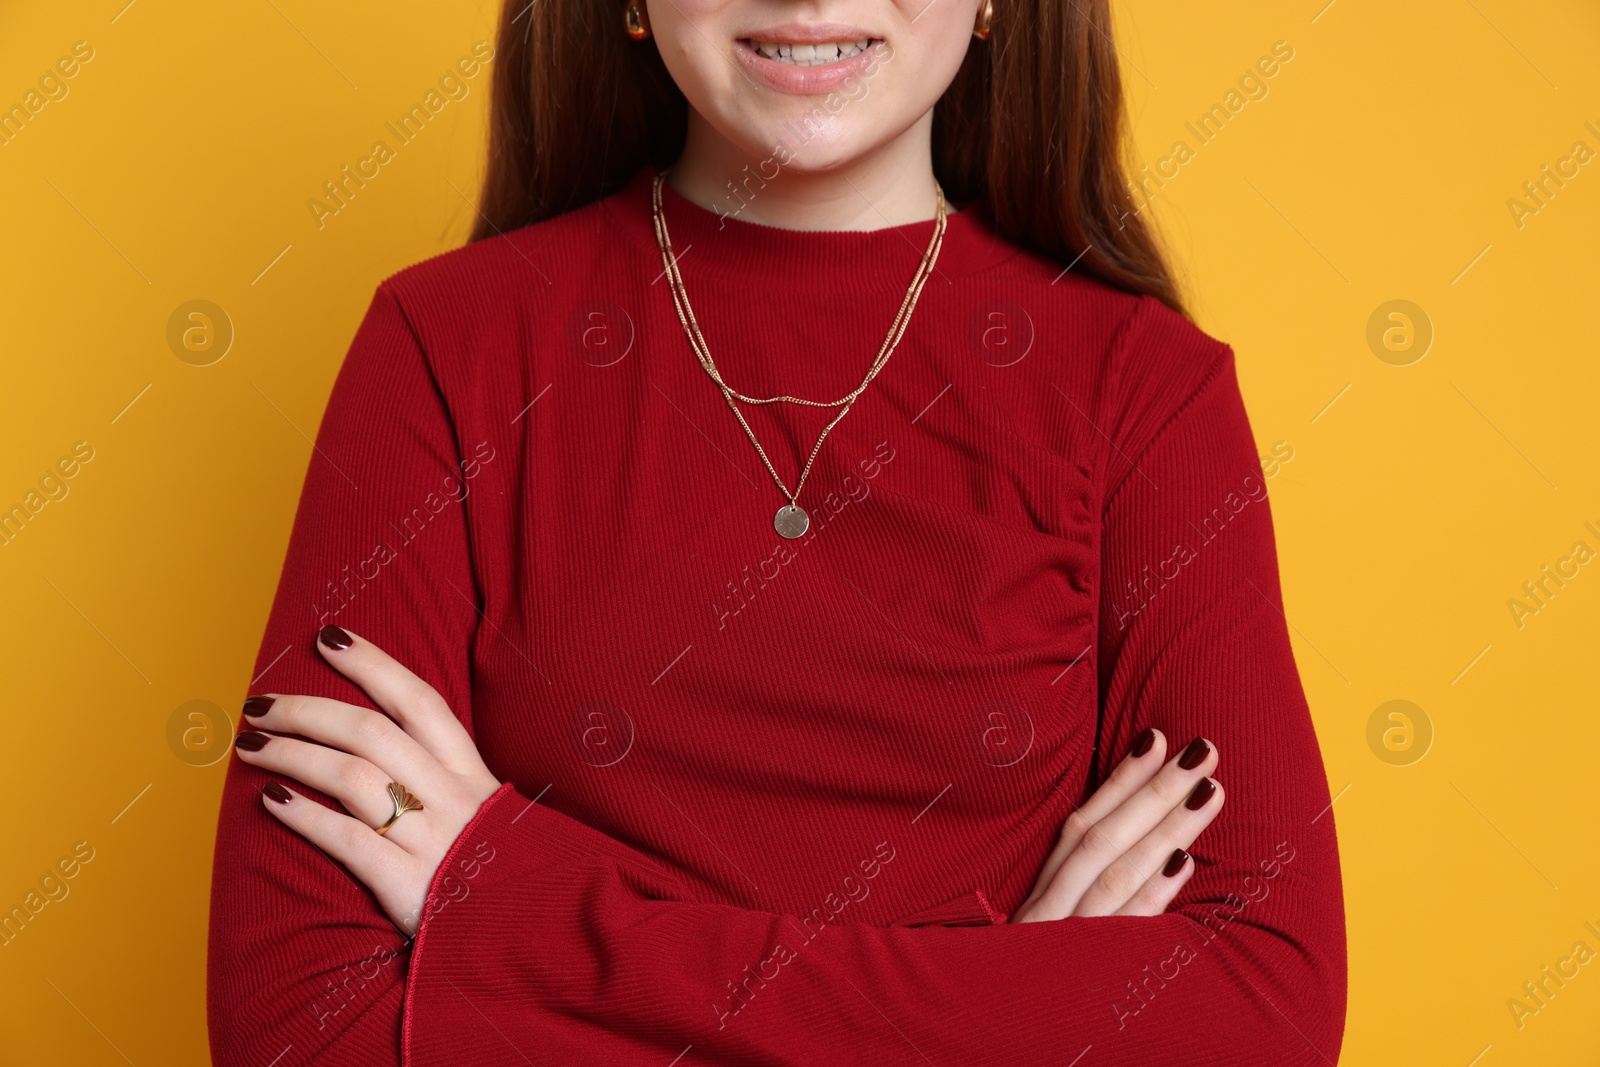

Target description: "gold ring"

left=375, top=782, right=423, bottom=835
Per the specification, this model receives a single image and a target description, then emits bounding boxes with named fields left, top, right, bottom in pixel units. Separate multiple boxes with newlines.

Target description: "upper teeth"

left=751, top=40, right=872, bottom=65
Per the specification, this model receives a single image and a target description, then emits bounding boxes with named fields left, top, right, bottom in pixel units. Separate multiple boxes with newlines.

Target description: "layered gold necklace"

left=651, top=170, right=947, bottom=539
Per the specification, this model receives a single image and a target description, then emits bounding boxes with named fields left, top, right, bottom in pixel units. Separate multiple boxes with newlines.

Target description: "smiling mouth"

left=741, top=38, right=880, bottom=66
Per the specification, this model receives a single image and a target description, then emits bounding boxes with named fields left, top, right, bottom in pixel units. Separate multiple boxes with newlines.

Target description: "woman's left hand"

left=231, top=624, right=502, bottom=936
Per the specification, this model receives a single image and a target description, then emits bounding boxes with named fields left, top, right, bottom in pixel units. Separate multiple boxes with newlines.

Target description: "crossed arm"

left=206, top=285, right=1347, bottom=1066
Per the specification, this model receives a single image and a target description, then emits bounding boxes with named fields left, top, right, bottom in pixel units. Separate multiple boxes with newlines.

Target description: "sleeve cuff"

left=401, top=781, right=521, bottom=1062
left=893, top=887, right=1009, bottom=927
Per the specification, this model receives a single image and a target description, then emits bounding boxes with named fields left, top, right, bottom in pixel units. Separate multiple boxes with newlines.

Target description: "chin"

left=773, top=132, right=869, bottom=173
left=730, top=114, right=872, bottom=173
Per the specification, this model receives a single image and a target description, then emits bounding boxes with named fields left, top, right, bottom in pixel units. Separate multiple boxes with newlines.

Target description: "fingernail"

left=1163, top=848, right=1190, bottom=877
left=318, top=625, right=353, bottom=650
left=1177, top=737, right=1210, bottom=769
left=263, top=782, right=293, bottom=804
left=234, top=731, right=269, bottom=752
left=242, top=695, right=275, bottom=718
left=1185, top=778, right=1217, bottom=810
left=1130, top=727, right=1156, bottom=758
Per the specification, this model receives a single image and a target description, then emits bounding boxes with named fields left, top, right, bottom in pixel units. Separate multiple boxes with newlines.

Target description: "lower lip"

left=733, top=39, right=885, bottom=95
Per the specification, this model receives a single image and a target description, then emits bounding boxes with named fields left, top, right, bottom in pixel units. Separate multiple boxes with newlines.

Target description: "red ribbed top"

left=207, top=165, right=1346, bottom=1065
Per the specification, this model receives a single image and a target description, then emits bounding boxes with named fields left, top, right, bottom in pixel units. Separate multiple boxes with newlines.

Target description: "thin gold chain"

left=651, top=171, right=948, bottom=508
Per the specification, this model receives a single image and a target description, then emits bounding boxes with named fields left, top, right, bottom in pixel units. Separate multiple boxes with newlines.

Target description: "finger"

left=1073, top=777, right=1224, bottom=917
left=1020, top=728, right=1168, bottom=908
left=260, top=781, right=421, bottom=922
left=1064, top=728, right=1171, bottom=851
left=1113, top=847, right=1197, bottom=917
left=313, top=625, right=483, bottom=774
left=240, top=692, right=452, bottom=800
left=1032, top=737, right=1219, bottom=917
left=234, top=730, right=431, bottom=849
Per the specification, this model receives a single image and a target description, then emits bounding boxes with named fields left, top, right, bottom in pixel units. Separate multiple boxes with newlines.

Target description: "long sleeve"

left=393, top=330, right=1348, bottom=1064
left=208, top=232, right=1347, bottom=1062
left=207, top=283, right=485, bottom=1065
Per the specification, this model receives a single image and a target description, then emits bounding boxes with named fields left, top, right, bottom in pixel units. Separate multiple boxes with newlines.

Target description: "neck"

left=666, top=110, right=948, bottom=231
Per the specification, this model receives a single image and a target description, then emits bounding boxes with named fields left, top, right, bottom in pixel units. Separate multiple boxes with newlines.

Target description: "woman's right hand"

left=1009, top=728, right=1223, bottom=923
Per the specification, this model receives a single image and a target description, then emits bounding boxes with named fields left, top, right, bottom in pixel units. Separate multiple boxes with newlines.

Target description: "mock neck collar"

left=602, top=163, right=1016, bottom=290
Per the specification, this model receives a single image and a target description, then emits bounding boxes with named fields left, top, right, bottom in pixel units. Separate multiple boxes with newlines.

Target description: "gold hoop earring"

left=973, top=0, right=994, bottom=40
left=625, top=0, right=652, bottom=40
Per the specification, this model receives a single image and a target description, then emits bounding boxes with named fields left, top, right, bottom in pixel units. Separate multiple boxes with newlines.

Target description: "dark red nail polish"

left=1130, top=727, right=1156, bottom=758
left=1163, top=848, right=1190, bottom=877
left=242, top=695, right=275, bottom=718
left=1185, top=778, right=1216, bottom=810
left=234, top=731, right=269, bottom=752
left=263, top=782, right=293, bottom=804
left=1177, top=737, right=1210, bottom=770
left=318, top=625, right=353, bottom=650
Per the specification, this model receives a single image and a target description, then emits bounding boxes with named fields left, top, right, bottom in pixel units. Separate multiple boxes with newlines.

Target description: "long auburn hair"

left=468, top=0, right=1186, bottom=316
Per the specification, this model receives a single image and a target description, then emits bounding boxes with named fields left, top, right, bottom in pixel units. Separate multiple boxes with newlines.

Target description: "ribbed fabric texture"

left=207, top=165, right=1347, bottom=1066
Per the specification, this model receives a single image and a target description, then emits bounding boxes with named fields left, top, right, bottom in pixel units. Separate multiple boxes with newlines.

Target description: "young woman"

left=208, top=0, right=1346, bottom=1063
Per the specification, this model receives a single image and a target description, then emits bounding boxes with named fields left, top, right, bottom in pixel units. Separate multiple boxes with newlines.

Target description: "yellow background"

left=1, top=1, right=1596, bottom=1063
